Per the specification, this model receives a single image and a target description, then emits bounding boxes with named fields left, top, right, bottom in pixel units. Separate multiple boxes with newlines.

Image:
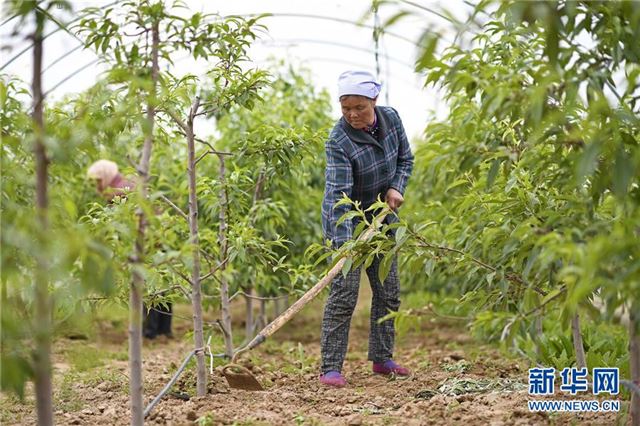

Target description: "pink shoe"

left=372, top=360, right=411, bottom=376
left=320, top=371, right=347, bottom=388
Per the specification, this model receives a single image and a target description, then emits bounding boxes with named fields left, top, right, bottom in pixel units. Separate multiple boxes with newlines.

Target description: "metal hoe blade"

left=222, top=364, right=264, bottom=391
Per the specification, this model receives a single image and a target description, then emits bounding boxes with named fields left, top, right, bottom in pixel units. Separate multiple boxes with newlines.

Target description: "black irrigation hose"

left=143, top=347, right=201, bottom=418
left=621, top=379, right=640, bottom=397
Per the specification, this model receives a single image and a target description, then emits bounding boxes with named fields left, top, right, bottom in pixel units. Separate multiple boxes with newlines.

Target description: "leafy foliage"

left=378, top=0, right=639, bottom=374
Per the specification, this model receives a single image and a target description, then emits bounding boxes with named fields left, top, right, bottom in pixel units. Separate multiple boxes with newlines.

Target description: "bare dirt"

left=0, top=285, right=629, bottom=425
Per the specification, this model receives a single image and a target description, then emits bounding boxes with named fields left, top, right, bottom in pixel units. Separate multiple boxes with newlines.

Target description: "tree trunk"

left=185, top=98, right=207, bottom=396
left=129, top=209, right=145, bottom=426
left=129, top=19, right=159, bottom=426
left=534, top=313, right=543, bottom=360
left=243, top=169, right=264, bottom=339
left=571, top=313, right=587, bottom=370
left=32, top=8, right=53, bottom=426
left=275, top=297, right=285, bottom=317
left=630, top=302, right=639, bottom=426
left=218, top=155, right=234, bottom=358
left=245, top=286, right=254, bottom=339
left=259, top=297, right=267, bottom=329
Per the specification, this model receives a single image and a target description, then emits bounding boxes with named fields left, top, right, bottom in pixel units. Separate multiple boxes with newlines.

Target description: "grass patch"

left=0, top=391, right=35, bottom=424
left=63, top=343, right=107, bottom=372
left=83, top=369, right=127, bottom=393
left=56, top=372, right=83, bottom=412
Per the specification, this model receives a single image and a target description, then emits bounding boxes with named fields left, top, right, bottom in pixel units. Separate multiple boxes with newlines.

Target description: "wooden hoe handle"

left=233, top=212, right=388, bottom=361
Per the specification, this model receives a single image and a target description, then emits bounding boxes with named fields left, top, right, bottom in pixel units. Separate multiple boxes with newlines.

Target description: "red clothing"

left=103, top=173, right=135, bottom=202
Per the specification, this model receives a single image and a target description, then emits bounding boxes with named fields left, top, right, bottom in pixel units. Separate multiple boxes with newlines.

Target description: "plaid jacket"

left=322, top=106, right=414, bottom=247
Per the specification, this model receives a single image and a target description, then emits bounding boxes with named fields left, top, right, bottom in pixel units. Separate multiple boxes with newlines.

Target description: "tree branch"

left=228, top=290, right=290, bottom=302
left=521, top=286, right=566, bottom=318
left=188, top=96, right=201, bottom=123
left=411, top=232, right=547, bottom=296
left=199, top=256, right=230, bottom=282
left=147, top=284, right=191, bottom=300
left=168, top=264, right=193, bottom=286
left=157, top=194, right=188, bottom=222
left=164, top=107, right=189, bottom=134
left=194, top=137, right=233, bottom=156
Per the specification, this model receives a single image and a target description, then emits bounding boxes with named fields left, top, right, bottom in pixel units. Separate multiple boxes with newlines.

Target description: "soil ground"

left=0, top=284, right=630, bottom=425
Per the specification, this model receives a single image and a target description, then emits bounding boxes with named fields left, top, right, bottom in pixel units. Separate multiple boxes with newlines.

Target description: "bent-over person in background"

left=87, top=159, right=173, bottom=339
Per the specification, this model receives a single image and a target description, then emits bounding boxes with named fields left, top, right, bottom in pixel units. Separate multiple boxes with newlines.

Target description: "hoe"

left=222, top=213, right=388, bottom=391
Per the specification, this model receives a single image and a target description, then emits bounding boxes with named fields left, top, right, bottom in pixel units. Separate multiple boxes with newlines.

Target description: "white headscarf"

left=87, top=159, right=119, bottom=186
left=337, top=70, right=382, bottom=100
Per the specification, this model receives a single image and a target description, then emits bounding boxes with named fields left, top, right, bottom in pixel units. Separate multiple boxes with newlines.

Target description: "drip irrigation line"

left=621, top=379, right=640, bottom=397
left=228, top=290, right=289, bottom=302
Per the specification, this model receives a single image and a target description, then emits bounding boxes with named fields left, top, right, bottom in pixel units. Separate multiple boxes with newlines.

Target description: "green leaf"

left=378, top=252, right=394, bottom=283
left=576, top=139, right=601, bottom=182
left=486, top=159, right=501, bottom=190
left=0, top=353, right=33, bottom=400
left=612, top=147, right=633, bottom=197
left=313, top=251, right=334, bottom=267
left=341, top=257, right=353, bottom=278
left=337, top=210, right=360, bottom=226
left=415, top=32, right=440, bottom=72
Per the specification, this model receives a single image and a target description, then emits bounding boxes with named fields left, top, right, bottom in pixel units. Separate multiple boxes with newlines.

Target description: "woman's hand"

left=385, top=188, right=404, bottom=211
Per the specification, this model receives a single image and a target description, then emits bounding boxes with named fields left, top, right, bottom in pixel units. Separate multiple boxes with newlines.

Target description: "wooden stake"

left=571, top=313, right=587, bottom=370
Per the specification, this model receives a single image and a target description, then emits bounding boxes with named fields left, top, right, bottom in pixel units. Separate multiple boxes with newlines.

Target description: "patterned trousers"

left=320, top=255, right=400, bottom=373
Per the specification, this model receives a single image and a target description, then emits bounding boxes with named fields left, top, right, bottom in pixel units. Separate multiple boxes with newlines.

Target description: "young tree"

left=79, top=1, right=270, bottom=400
left=31, top=5, right=53, bottom=425
left=2, top=2, right=73, bottom=424
left=374, top=1, right=639, bottom=421
left=213, top=66, right=332, bottom=342
left=2, top=2, right=117, bottom=425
